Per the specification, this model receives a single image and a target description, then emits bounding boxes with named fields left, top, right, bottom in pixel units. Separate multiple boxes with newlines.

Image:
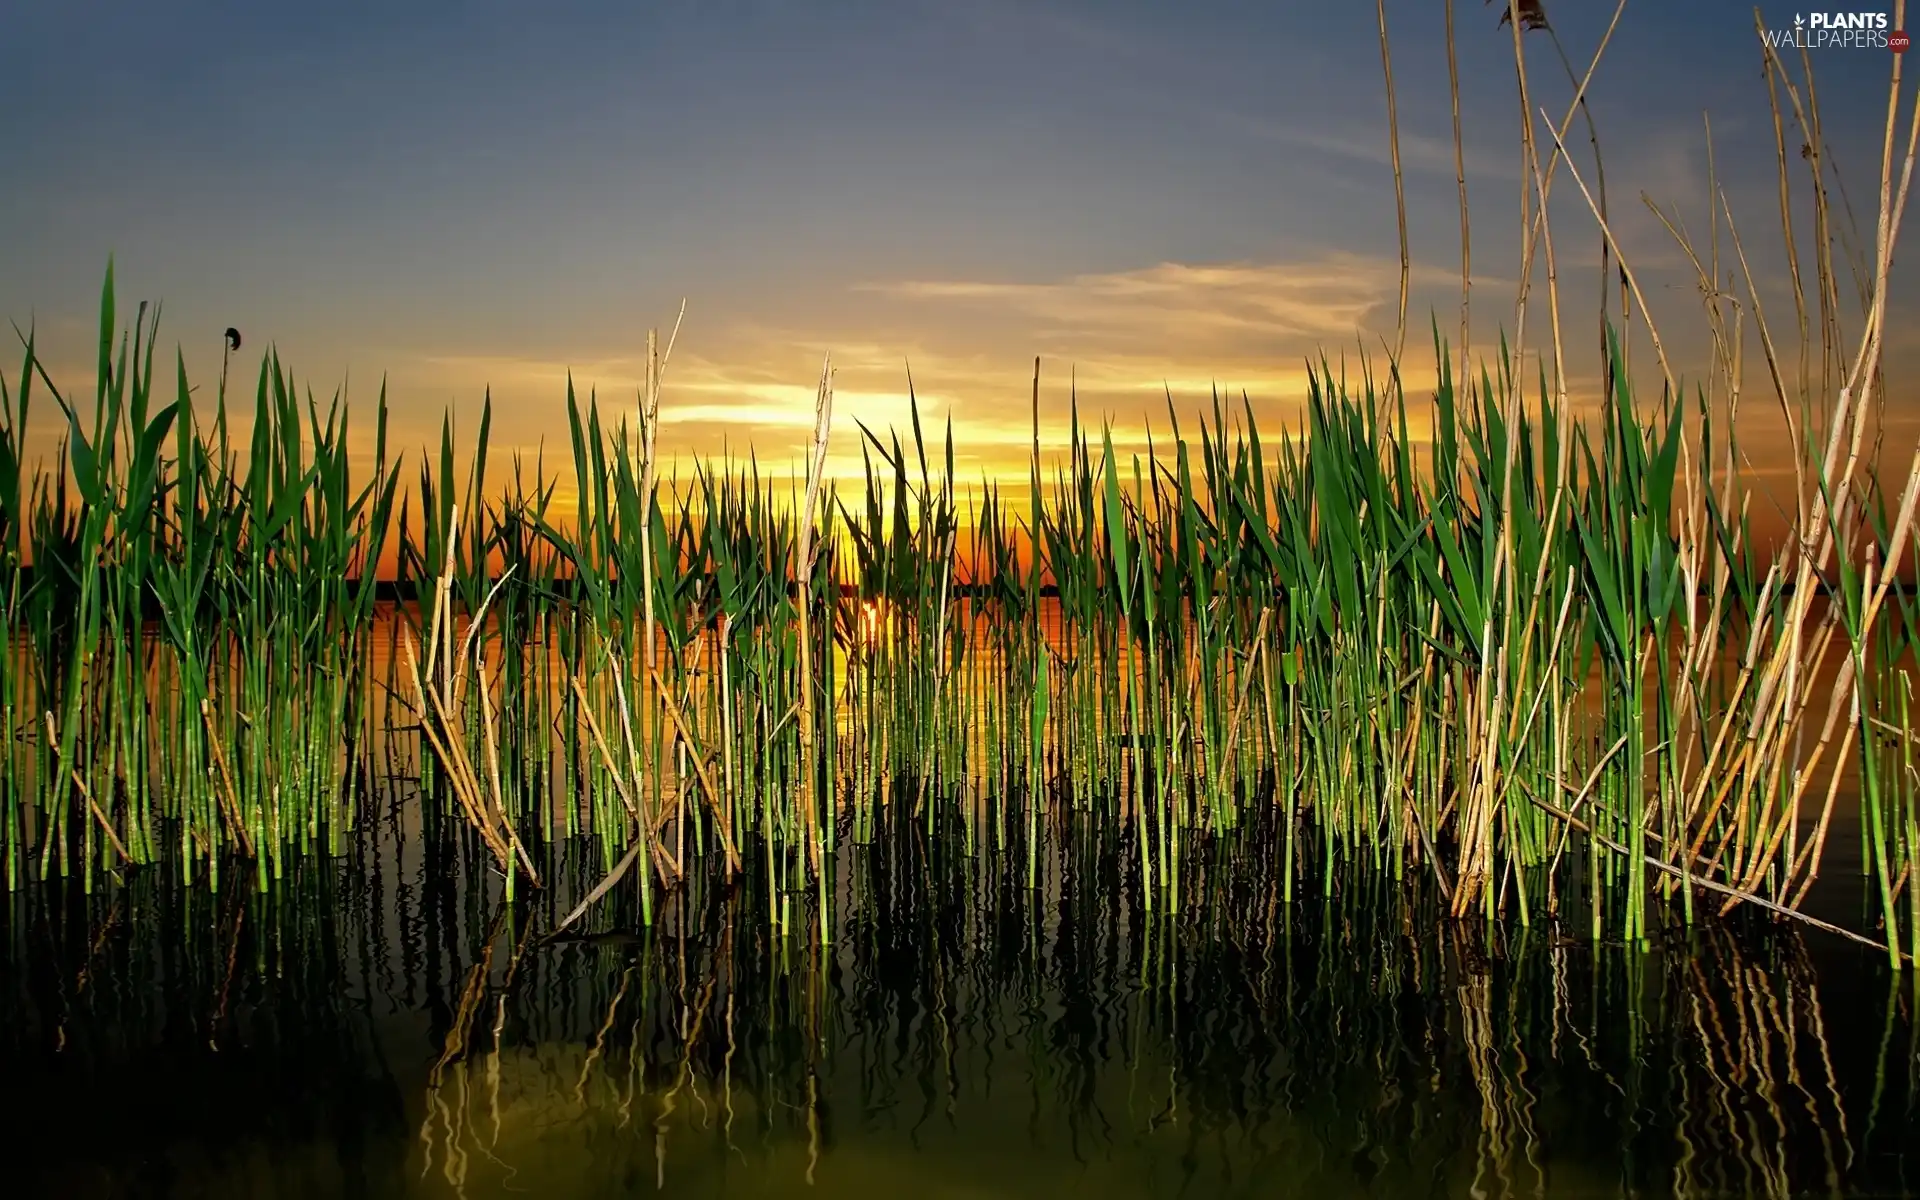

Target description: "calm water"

left=2, top=804, right=1917, bottom=1199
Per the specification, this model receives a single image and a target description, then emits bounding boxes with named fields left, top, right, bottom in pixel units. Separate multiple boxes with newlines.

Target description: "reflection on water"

left=2, top=811, right=1916, bottom=1199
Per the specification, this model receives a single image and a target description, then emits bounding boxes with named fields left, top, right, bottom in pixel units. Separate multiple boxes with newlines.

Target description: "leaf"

left=64, top=408, right=105, bottom=507
left=1100, top=427, right=1132, bottom=615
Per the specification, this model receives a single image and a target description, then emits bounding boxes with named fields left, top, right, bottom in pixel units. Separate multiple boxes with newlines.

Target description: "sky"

left=4, top=0, right=1917, bottom=548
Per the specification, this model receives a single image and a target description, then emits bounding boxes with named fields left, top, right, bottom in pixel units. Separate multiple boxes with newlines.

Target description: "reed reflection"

left=5, top=810, right=1905, bottom=1197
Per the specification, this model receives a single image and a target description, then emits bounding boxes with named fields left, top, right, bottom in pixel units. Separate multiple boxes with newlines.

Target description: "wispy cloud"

left=399, top=253, right=1537, bottom=476
left=862, top=255, right=1473, bottom=354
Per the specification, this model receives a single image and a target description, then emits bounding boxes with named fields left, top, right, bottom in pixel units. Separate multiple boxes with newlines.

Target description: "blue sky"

left=4, top=0, right=1912, bottom=508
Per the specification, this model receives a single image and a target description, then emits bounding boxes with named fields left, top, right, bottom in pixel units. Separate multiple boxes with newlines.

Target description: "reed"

left=0, top=286, right=1913, bottom=961
left=1, top=13, right=1916, bottom=968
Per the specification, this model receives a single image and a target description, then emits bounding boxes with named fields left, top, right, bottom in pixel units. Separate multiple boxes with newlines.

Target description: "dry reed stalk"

left=44, top=711, right=130, bottom=866
left=636, top=301, right=688, bottom=678
left=1455, top=643, right=1506, bottom=916
left=1803, top=61, right=1849, bottom=413
left=1450, top=0, right=1566, bottom=920
left=402, top=508, right=519, bottom=879
left=1719, top=612, right=1845, bottom=902
left=1541, top=120, right=1678, bottom=398
left=1504, top=577, right=1578, bottom=758
left=1466, top=15, right=1619, bottom=690
left=551, top=841, right=651, bottom=940
left=199, top=697, right=256, bottom=859
left=565, top=675, right=684, bottom=912
left=1699, top=635, right=1804, bottom=890
left=1256, top=634, right=1281, bottom=781
left=568, top=674, right=641, bottom=825
left=1397, top=602, right=1455, bottom=899
left=1641, top=185, right=1730, bottom=785
left=631, top=311, right=680, bottom=847
left=609, top=673, right=653, bottom=828
left=1214, top=607, right=1271, bottom=802
left=1446, top=0, right=1470, bottom=358
left=1512, top=0, right=1628, bottom=411
left=793, top=354, right=834, bottom=877
left=1482, top=11, right=1781, bottom=906
left=1376, top=0, right=1410, bottom=373
left=405, top=651, right=507, bottom=870
left=1501, top=0, right=1541, bottom=391
left=1680, top=674, right=1759, bottom=857
left=1528, top=787, right=1909, bottom=962
left=1675, top=4, right=1920, bottom=922
left=647, top=660, right=741, bottom=875
left=1781, top=676, right=1860, bottom=904
left=1783, top=454, right=1920, bottom=906
left=1842, top=0, right=1917, bottom=402
left=1759, top=31, right=1818, bottom=434
left=1720, top=186, right=1808, bottom=535
left=476, top=656, right=540, bottom=885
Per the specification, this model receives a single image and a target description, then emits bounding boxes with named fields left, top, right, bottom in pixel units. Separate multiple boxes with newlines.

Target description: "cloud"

left=410, top=353, right=647, bottom=394
left=861, top=255, right=1475, bottom=355
left=1220, top=110, right=1519, bottom=186
left=377, top=247, right=1908, bottom=496
left=385, top=252, right=1562, bottom=485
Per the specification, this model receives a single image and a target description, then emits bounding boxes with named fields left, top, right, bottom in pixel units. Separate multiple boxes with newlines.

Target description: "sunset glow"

left=7, top=3, right=1913, bottom=513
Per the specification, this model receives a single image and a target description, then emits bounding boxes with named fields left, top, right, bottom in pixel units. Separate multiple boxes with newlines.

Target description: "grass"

left=2, top=10, right=1918, bottom=970
left=0, top=280, right=1915, bottom=968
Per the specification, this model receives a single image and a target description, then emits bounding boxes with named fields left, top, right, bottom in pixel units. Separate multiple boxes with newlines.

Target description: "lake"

left=3, top=801, right=1915, bottom=1199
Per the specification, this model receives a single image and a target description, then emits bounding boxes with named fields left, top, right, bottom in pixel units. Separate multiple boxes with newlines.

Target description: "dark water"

left=2, top=806, right=1917, bottom=1200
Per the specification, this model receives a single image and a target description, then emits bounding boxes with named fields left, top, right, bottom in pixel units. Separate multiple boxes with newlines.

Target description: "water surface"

left=2, top=808, right=1917, bottom=1199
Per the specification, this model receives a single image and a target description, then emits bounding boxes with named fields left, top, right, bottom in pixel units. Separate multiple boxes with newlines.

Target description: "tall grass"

left=0, top=287, right=1915, bottom=965
left=0, top=284, right=398, bottom=895
left=2, top=14, right=1918, bottom=966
